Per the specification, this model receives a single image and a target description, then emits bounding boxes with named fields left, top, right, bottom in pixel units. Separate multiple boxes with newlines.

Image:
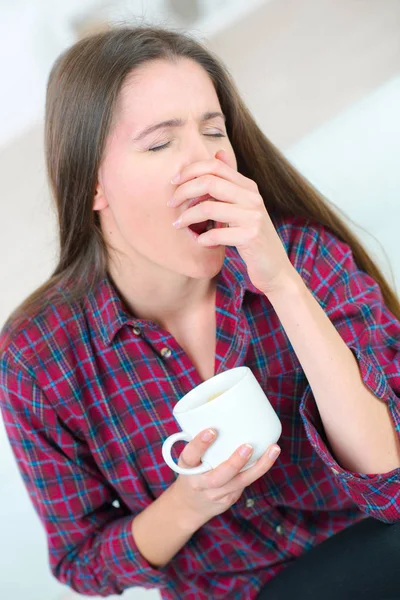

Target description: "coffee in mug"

left=207, top=391, right=225, bottom=402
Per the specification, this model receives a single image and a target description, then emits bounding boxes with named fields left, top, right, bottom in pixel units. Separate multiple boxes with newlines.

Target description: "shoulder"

left=273, top=214, right=352, bottom=279
left=273, top=213, right=337, bottom=253
left=0, top=289, right=87, bottom=376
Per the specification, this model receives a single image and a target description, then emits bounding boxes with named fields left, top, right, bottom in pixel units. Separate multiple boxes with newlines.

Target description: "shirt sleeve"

left=296, top=222, right=400, bottom=523
left=0, top=350, right=170, bottom=596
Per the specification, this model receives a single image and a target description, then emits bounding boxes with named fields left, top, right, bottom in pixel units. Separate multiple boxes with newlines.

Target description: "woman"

left=1, top=25, right=399, bottom=600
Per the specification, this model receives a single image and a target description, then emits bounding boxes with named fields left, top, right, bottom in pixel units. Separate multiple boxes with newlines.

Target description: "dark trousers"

left=256, top=517, right=400, bottom=600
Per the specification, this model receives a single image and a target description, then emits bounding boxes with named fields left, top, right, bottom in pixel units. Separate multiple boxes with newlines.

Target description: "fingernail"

left=171, top=172, right=180, bottom=184
left=172, top=218, right=181, bottom=228
left=239, top=444, right=253, bottom=457
left=201, top=429, right=215, bottom=442
left=268, top=445, right=281, bottom=460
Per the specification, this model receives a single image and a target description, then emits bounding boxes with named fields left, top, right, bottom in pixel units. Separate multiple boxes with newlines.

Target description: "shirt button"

left=112, top=499, right=120, bottom=508
left=245, top=498, right=255, bottom=508
left=132, top=327, right=141, bottom=336
left=161, top=347, right=172, bottom=358
left=276, top=524, right=285, bottom=535
left=331, top=467, right=340, bottom=475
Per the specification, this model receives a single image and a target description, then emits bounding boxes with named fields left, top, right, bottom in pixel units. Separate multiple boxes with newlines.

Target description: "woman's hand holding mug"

left=169, top=428, right=281, bottom=527
left=162, top=366, right=282, bottom=527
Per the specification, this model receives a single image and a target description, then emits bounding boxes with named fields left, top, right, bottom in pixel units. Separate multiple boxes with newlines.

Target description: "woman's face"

left=94, top=58, right=237, bottom=280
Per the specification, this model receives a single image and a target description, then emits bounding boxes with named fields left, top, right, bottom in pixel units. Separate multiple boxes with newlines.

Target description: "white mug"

left=162, top=366, right=282, bottom=475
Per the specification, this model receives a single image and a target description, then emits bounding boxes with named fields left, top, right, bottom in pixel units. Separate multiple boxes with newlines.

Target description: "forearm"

left=266, top=269, right=400, bottom=474
left=131, top=481, right=202, bottom=568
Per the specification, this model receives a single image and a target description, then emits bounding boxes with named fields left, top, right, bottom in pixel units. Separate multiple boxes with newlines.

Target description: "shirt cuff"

left=100, top=515, right=170, bottom=590
left=299, top=346, right=400, bottom=522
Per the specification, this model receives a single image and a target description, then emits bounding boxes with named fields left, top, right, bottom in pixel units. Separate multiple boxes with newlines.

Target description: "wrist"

left=263, top=266, right=304, bottom=301
left=166, top=481, right=206, bottom=533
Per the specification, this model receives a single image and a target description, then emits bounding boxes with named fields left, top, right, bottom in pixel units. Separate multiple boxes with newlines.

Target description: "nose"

left=180, top=129, right=217, bottom=170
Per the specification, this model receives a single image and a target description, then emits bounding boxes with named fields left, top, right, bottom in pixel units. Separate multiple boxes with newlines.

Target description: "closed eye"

left=149, top=133, right=226, bottom=152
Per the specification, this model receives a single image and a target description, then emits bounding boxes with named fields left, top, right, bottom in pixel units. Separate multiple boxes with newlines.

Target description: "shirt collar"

left=86, top=247, right=263, bottom=347
left=85, top=276, right=134, bottom=347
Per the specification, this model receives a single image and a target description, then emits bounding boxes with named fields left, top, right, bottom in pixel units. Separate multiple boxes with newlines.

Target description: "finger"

left=178, top=428, right=217, bottom=470
left=171, top=156, right=258, bottom=194
left=173, top=201, right=252, bottom=230
left=169, top=174, right=260, bottom=209
left=196, top=224, right=257, bottom=248
left=231, top=444, right=281, bottom=490
left=202, top=443, right=255, bottom=489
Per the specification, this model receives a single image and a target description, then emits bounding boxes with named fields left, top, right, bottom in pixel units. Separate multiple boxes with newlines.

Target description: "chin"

left=181, top=246, right=226, bottom=279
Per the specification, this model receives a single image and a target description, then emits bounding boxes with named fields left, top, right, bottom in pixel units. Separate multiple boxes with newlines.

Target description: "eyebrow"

left=132, top=111, right=226, bottom=142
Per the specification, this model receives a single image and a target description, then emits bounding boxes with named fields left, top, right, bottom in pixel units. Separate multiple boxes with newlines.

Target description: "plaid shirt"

left=1, top=216, right=399, bottom=600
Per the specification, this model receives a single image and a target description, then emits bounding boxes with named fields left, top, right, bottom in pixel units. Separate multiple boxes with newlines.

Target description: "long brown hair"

left=2, top=24, right=399, bottom=345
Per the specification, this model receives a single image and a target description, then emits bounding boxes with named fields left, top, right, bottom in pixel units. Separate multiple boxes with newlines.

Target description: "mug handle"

left=162, top=432, right=212, bottom=475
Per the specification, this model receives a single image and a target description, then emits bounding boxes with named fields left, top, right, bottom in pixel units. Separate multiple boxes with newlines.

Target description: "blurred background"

left=0, top=1, right=399, bottom=599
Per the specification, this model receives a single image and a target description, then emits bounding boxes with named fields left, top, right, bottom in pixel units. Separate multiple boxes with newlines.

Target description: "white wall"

left=286, top=75, right=400, bottom=292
